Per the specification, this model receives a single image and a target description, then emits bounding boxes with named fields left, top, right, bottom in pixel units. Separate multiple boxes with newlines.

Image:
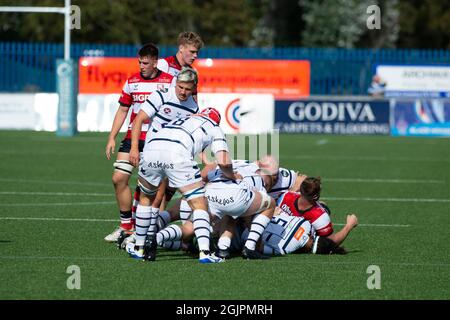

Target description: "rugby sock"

left=179, top=200, right=192, bottom=224
left=131, top=186, right=141, bottom=228
left=263, top=245, right=276, bottom=256
left=217, top=236, right=231, bottom=251
left=146, top=207, right=160, bottom=241
left=156, top=224, right=182, bottom=246
left=156, top=210, right=171, bottom=232
left=120, top=210, right=133, bottom=230
left=162, top=240, right=182, bottom=250
left=244, top=214, right=270, bottom=250
left=193, top=209, right=211, bottom=252
left=135, top=205, right=151, bottom=246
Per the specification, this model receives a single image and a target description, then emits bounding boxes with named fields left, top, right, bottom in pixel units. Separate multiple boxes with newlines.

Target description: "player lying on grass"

left=127, top=197, right=357, bottom=258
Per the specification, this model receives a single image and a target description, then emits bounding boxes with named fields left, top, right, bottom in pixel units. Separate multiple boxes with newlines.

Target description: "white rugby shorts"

left=138, top=149, right=202, bottom=188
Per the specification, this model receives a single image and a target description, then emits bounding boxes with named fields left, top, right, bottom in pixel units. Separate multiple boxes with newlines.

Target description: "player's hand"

left=106, top=139, right=115, bottom=160
left=346, top=214, right=358, bottom=228
left=234, top=173, right=243, bottom=181
left=129, top=148, right=140, bottom=167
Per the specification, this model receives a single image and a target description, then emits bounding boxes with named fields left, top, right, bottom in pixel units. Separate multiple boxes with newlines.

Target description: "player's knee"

left=112, top=172, right=129, bottom=187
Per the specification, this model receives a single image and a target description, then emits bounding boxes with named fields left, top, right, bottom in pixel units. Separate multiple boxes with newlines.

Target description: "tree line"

left=0, top=0, right=449, bottom=49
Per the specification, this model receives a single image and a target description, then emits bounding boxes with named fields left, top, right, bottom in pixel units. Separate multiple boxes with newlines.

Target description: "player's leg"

left=179, top=181, right=223, bottom=263
left=216, top=216, right=236, bottom=259
left=240, top=191, right=275, bottom=259
left=125, top=156, right=164, bottom=260
left=105, top=150, right=133, bottom=242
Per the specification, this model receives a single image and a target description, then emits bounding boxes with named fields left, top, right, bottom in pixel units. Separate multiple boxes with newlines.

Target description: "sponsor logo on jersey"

left=164, top=107, right=171, bottom=114
left=206, top=195, right=235, bottom=206
left=281, top=203, right=293, bottom=215
left=157, top=84, right=169, bottom=92
left=146, top=161, right=174, bottom=170
left=132, top=93, right=151, bottom=103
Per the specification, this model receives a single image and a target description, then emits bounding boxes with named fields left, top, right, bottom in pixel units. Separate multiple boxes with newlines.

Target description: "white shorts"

left=138, top=149, right=201, bottom=189
left=205, top=180, right=254, bottom=219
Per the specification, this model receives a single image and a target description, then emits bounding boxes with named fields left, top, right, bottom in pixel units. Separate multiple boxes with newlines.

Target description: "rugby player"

left=128, top=107, right=239, bottom=263
left=104, top=43, right=175, bottom=242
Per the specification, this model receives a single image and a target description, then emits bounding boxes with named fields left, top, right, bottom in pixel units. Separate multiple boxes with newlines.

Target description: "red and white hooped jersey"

left=157, top=56, right=185, bottom=77
left=157, top=56, right=198, bottom=95
left=277, top=191, right=333, bottom=237
left=118, top=71, right=175, bottom=140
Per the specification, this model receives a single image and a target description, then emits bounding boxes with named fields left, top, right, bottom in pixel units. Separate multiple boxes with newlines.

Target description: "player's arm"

left=326, top=214, right=358, bottom=246
left=215, top=151, right=236, bottom=180
left=106, top=104, right=129, bottom=160
left=200, top=162, right=218, bottom=183
left=289, top=172, right=308, bottom=192
left=129, top=110, right=149, bottom=167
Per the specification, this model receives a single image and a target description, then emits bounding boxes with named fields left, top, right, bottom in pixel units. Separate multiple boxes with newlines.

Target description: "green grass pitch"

left=0, top=130, right=449, bottom=300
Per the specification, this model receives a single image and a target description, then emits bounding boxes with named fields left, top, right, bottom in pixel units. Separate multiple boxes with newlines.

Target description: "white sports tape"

left=113, top=160, right=134, bottom=175
left=138, top=181, right=157, bottom=196
left=312, top=236, right=320, bottom=254
left=256, top=191, right=272, bottom=214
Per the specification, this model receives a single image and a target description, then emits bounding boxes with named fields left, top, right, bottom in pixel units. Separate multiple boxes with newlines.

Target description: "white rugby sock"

left=145, top=207, right=159, bottom=241
left=135, top=205, right=151, bottom=246
left=193, top=209, right=211, bottom=252
left=218, top=236, right=231, bottom=251
left=156, top=224, right=182, bottom=246
left=156, top=210, right=171, bottom=231
left=244, top=214, right=270, bottom=250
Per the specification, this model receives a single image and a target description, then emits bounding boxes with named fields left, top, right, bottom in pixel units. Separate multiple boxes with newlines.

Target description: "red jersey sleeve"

left=303, top=207, right=333, bottom=237
left=118, top=79, right=132, bottom=107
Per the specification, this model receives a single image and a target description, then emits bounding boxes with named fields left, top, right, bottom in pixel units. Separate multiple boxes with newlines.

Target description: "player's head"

left=177, top=31, right=204, bottom=66
left=138, top=43, right=159, bottom=77
left=200, top=107, right=221, bottom=125
left=257, top=155, right=279, bottom=184
left=312, top=236, right=347, bottom=255
left=175, top=67, right=198, bottom=101
left=300, top=177, right=321, bottom=203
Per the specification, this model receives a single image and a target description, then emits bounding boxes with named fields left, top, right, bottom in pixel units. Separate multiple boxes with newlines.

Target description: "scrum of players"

left=105, top=31, right=358, bottom=264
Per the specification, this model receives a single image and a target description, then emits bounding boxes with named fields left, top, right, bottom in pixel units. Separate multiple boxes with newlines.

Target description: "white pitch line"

left=324, top=178, right=445, bottom=184
left=0, top=216, right=410, bottom=227
left=1, top=256, right=448, bottom=267
left=0, top=178, right=111, bottom=187
left=0, top=217, right=116, bottom=222
left=0, top=191, right=113, bottom=197
left=322, top=197, right=450, bottom=203
left=334, top=223, right=410, bottom=228
left=282, top=154, right=449, bottom=163
left=0, top=201, right=116, bottom=207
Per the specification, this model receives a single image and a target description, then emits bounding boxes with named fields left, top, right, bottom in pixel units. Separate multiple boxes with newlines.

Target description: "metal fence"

left=1, top=42, right=449, bottom=94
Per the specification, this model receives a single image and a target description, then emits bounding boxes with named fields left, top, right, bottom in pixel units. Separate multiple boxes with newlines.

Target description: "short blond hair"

left=178, top=31, right=204, bottom=49
left=177, top=67, right=198, bottom=85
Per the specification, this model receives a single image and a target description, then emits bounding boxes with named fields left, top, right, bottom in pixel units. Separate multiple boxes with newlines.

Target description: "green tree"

left=397, top=0, right=450, bottom=49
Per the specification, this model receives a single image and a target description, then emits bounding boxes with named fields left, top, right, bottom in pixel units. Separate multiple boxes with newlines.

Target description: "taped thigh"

left=137, top=180, right=157, bottom=196
left=113, top=160, right=134, bottom=175
left=182, top=186, right=205, bottom=201
left=255, top=191, right=272, bottom=214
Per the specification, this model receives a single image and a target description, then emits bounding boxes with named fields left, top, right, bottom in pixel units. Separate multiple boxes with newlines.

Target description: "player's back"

left=146, top=87, right=199, bottom=133
left=145, top=115, right=226, bottom=158
left=269, top=167, right=297, bottom=200
left=263, top=213, right=311, bottom=255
